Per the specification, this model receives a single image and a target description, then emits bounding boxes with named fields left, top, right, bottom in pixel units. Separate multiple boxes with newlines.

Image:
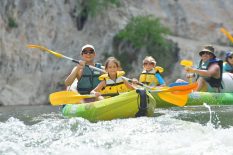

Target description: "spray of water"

left=203, top=102, right=216, bottom=128
left=203, top=102, right=212, bottom=123
left=203, top=102, right=222, bottom=128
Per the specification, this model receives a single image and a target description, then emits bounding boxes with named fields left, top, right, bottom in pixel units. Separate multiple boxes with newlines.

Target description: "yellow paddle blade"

left=180, top=60, right=194, bottom=83
left=153, top=83, right=197, bottom=106
left=157, top=92, right=188, bottom=107
left=220, top=27, right=233, bottom=43
left=27, top=44, right=63, bottom=58
left=49, top=91, right=95, bottom=106
left=180, top=60, right=193, bottom=67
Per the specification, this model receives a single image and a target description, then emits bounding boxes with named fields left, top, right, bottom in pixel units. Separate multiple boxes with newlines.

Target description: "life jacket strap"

left=135, top=89, right=149, bottom=117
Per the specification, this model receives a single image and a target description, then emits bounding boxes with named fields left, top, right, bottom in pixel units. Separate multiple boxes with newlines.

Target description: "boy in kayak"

left=90, top=57, right=135, bottom=100
left=137, top=56, right=165, bottom=88
left=65, top=44, right=102, bottom=94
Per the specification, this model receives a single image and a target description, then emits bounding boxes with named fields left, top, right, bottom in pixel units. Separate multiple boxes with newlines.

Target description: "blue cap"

left=226, top=51, right=233, bottom=58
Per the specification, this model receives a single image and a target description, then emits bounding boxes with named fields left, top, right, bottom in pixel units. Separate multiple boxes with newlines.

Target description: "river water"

left=0, top=104, right=233, bottom=155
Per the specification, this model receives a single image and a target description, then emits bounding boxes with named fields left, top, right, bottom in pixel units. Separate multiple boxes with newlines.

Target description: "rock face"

left=0, top=0, right=232, bottom=105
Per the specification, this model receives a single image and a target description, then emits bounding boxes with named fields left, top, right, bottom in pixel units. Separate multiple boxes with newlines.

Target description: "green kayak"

left=152, top=92, right=233, bottom=108
left=152, top=73, right=233, bottom=107
left=62, top=90, right=156, bottom=122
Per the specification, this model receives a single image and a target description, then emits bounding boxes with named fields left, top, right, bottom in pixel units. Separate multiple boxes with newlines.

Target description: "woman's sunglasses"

left=82, top=50, right=94, bottom=55
left=228, top=56, right=233, bottom=59
left=199, top=51, right=210, bottom=56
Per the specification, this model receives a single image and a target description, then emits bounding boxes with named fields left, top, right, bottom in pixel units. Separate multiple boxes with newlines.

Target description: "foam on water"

left=0, top=113, right=233, bottom=155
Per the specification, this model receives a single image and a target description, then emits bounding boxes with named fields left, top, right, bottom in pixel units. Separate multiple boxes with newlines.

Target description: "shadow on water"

left=156, top=105, right=233, bottom=128
left=0, top=105, right=61, bottom=125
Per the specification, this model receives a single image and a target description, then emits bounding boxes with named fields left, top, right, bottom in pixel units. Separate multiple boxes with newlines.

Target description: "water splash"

left=203, top=103, right=221, bottom=128
left=203, top=103, right=212, bottom=123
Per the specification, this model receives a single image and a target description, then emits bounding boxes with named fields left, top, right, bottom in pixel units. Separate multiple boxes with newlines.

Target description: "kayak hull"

left=152, top=72, right=233, bottom=107
left=152, top=92, right=233, bottom=108
left=62, top=90, right=156, bottom=122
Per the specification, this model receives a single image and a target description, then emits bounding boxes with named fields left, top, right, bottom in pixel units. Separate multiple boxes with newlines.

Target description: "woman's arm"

left=65, top=64, right=84, bottom=86
left=188, top=63, right=220, bottom=78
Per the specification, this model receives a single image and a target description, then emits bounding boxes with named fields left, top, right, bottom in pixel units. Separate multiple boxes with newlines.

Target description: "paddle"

left=50, top=91, right=118, bottom=106
left=50, top=82, right=197, bottom=106
left=155, top=82, right=197, bottom=107
left=28, top=44, right=195, bottom=106
left=27, top=44, right=104, bottom=73
left=220, top=27, right=233, bottom=43
left=180, top=60, right=193, bottom=83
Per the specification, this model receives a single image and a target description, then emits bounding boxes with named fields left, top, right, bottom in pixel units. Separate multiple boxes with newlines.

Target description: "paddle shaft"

left=28, top=44, right=152, bottom=88
left=27, top=44, right=105, bottom=73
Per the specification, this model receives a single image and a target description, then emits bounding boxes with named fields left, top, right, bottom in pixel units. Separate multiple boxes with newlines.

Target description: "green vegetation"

left=75, top=0, right=120, bottom=30
left=108, top=15, right=179, bottom=74
left=116, top=15, right=170, bottom=49
left=8, top=17, right=18, bottom=28
left=81, top=0, right=120, bottom=17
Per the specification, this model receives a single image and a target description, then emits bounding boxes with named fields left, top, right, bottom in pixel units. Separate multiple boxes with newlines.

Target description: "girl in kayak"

left=138, top=56, right=165, bottom=87
left=90, top=57, right=135, bottom=100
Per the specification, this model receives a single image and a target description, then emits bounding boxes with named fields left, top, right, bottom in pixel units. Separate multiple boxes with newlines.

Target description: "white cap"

left=81, top=44, right=95, bottom=52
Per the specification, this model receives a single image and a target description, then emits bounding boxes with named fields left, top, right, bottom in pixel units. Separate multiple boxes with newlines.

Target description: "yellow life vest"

left=139, top=69, right=159, bottom=86
left=98, top=71, right=130, bottom=94
left=155, top=66, right=164, bottom=73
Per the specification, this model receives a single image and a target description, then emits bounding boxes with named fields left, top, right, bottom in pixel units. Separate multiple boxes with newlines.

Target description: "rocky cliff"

left=0, top=0, right=232, bottom=105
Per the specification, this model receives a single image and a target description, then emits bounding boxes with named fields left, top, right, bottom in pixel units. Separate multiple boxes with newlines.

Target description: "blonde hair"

left=143, top=56, right=156, bottom=65
left=104, top=57, right=122, bottom=69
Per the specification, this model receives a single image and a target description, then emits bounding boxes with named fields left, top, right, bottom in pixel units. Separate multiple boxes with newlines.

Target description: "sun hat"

left=199, top=45, right=216, bottom=58
left=81, top=44, right=95, bottom=52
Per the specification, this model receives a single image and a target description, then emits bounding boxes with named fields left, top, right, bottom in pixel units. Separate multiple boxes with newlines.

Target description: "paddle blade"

left=220, top=27, right=233, bottom=43
left=158, top=92, right=188, bottom=107
left=49, top=91, right=90, bottom=106
left=27, top=44, right=63, bottom=58
left=180, top=60, right=193, bottom=67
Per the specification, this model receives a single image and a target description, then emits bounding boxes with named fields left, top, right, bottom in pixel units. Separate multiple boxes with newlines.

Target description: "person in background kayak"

left=65, top=44, right=102, bottom=94
left=223, top=51, right=233, bottom=74
left=138, top=56, right=165, bottom=87
left=185, top=45, right=223, bottom=92
left=90, top=57, right=135, bottom=100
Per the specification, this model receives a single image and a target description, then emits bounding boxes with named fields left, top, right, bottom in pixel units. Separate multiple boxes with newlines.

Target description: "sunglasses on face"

left=228, top=56, right=233, bottom=59
left=143, top=62, right=154, bottom=66
left=82, top=50, right=94, bottom=55
left=200, top=51, right=210, bottom=56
